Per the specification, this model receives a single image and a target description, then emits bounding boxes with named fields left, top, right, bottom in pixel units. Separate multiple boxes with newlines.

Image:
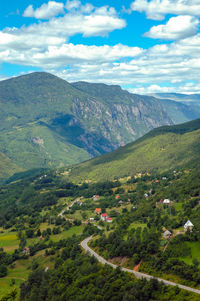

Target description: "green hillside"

left=0, top=152, right=21, bottom=180
left=69, top=119, right=200, bottom=182
left=0, top=72, right=199, bottom=180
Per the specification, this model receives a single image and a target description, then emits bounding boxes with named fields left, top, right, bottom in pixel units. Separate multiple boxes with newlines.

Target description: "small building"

left=89, top=217, right=95, bottom=222
left=118, top=200, right=123, bottom=205
left=93, top=195, right=99, bottom=201
left=155, top=179, right=159, bottom=183
left=163, top=230, right=172, bottom=239
left=107, top=218, right=113, bottom=223
left=95, top=208, right=101, bottom=214
left=163, top=199, right=170, bottom=205
left=144, top=193, right=148, bottom=198
left=101, top=213, right=108, bottom=221
left=23, top=247, right=30, bottom=255
left=184, top=220, right=194, bottom=232
left=115, top=195, right=120, bottom=200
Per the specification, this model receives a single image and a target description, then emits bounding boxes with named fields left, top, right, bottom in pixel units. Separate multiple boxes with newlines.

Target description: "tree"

left=0, top=264, right=7, bottom=277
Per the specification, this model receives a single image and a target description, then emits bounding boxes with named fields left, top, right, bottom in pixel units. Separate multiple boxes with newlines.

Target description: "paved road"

left=81, top=236, right=200, bottom=295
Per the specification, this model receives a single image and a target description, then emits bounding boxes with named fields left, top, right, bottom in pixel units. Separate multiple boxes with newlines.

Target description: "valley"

left=0, top=72, right=200, bottom=182
left=0, top=83, right=200, bottom=300
left=0, top=153, right=200, bottom=300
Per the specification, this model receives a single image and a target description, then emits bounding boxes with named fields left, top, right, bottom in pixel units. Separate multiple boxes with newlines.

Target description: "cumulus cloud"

left=23, top=1, right=65, bottom=19
left=131, top=0, right=200, bottom=20
left=1, top=1, right=200, bottom=93
left=144, top=16, right=199, bottom=40
left=65, top=0, right=81, bottom=11
left=1, top=4, right=126, bottom=55
left=32, top=44, right=143, bottom=67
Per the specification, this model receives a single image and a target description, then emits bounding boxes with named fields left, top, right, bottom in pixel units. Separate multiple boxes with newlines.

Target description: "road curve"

left=81, top=236, right=200, bottom=295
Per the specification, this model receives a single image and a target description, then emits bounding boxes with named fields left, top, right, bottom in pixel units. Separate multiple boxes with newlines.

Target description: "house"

left=118, top=200, right=123, bottom=205
left=184, top=220, right=194, bottom=232
left=95, top=208, right=101, bottom=214
left=163, top=199, right=170, bottom=205
left=89, top=217, right=95, bottom=222
left=155, top=179, right=159, bottom=183
left=23, top=247, right=30, bottom=255
left=93, top=195, right=99, bottom=201
left=144, top=193, right=148, bottom=198
left=101, top=213, right=108, bottom=221
left=115, top=195, right=120, bottom=200
left=163, top=230, right=172, bottom=239
left=107, top=218, right=113, bottom=223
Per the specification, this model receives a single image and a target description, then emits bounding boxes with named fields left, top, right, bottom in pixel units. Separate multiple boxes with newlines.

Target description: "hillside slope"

left=69, top=119, right=200, bottom=182
left=0, top=72, right=173, bottom=179
left=0, top=72, right=199, bottom=180
left=0, top=152, right=21, bottom=180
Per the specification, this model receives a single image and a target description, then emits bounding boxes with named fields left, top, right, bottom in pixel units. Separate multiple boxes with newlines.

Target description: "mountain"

left=0, top=72, right=199, bottom=180
left=68, top=118, right=200, bottom=182
left=151, top=93, right=200, bottom=117
left=150, top=92, right=200, bottom=105
left=73, top=82, right=200, bottom=124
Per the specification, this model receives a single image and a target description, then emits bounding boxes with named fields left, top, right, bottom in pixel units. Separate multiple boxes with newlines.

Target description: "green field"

left=51, top=225, right=84, bottom=242
left=180, top=241, right=200, bottom=265
left=0, top=231, right=19, bottom=252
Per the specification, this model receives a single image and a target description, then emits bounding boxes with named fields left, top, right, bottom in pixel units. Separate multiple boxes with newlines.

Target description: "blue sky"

left=1, top=0, right=200, bottom=94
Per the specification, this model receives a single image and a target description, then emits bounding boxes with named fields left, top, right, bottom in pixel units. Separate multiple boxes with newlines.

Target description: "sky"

left=1, top=0, right=200, bottom=94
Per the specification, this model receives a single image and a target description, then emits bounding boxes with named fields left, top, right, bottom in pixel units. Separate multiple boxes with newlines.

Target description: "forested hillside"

left=0, top=72, right=199, bottom=181
left=69, top=119, right=200, bottom=182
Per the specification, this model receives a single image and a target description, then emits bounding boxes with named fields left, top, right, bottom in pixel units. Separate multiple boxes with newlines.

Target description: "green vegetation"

left=0, top=117, right=200, bottom=299
left=69, top=119, right=200, bottom=182
left=20, top=238, right=199, bottom=301
left=1, top=72, right=199, bottom=181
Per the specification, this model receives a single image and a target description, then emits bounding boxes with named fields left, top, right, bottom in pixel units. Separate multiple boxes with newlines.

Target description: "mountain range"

left=0, top=72, right=200, bottom=180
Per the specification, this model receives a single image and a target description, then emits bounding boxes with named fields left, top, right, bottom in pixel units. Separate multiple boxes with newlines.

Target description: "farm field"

left=0, top=231, right=19, bottom=253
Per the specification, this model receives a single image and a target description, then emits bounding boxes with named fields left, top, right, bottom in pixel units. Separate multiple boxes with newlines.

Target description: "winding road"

left=81, top=236, right=200, bottom=295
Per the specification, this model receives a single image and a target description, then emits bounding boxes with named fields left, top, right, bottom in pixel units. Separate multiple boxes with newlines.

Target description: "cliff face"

left=0, top=72, right=196, bottom=179
left=71, top=95, right=172, bottom=152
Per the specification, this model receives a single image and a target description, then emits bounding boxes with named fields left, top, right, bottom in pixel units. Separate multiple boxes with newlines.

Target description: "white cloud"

left=23, top=1, right=65, bottom=19
left=65, top=0, right=81, bottom=11
left=32, top=44, right=143, bottom=67
left=129, top=83, right=200, bottom=94
left=144, top=16, right=199, bottom=40
left=1, top=1, right=200, bottom=94
left=131, top=0, right=200, bottom=20
left=0, top=4, right=126, bottom=55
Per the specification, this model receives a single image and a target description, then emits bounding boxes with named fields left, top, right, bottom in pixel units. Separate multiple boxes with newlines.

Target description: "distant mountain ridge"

left=0, top=72, right=199, bottom=180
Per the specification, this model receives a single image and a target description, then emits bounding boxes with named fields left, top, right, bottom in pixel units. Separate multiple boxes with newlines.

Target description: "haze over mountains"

left=0, top=72, right=200, bottom=180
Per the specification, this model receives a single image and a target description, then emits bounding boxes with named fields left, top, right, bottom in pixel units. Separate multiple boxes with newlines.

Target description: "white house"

left=163, top=199, right=170, bottom=205
left=184, top=220, right=194, bottom=232
left=163, top=230, right=171, bottom=239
